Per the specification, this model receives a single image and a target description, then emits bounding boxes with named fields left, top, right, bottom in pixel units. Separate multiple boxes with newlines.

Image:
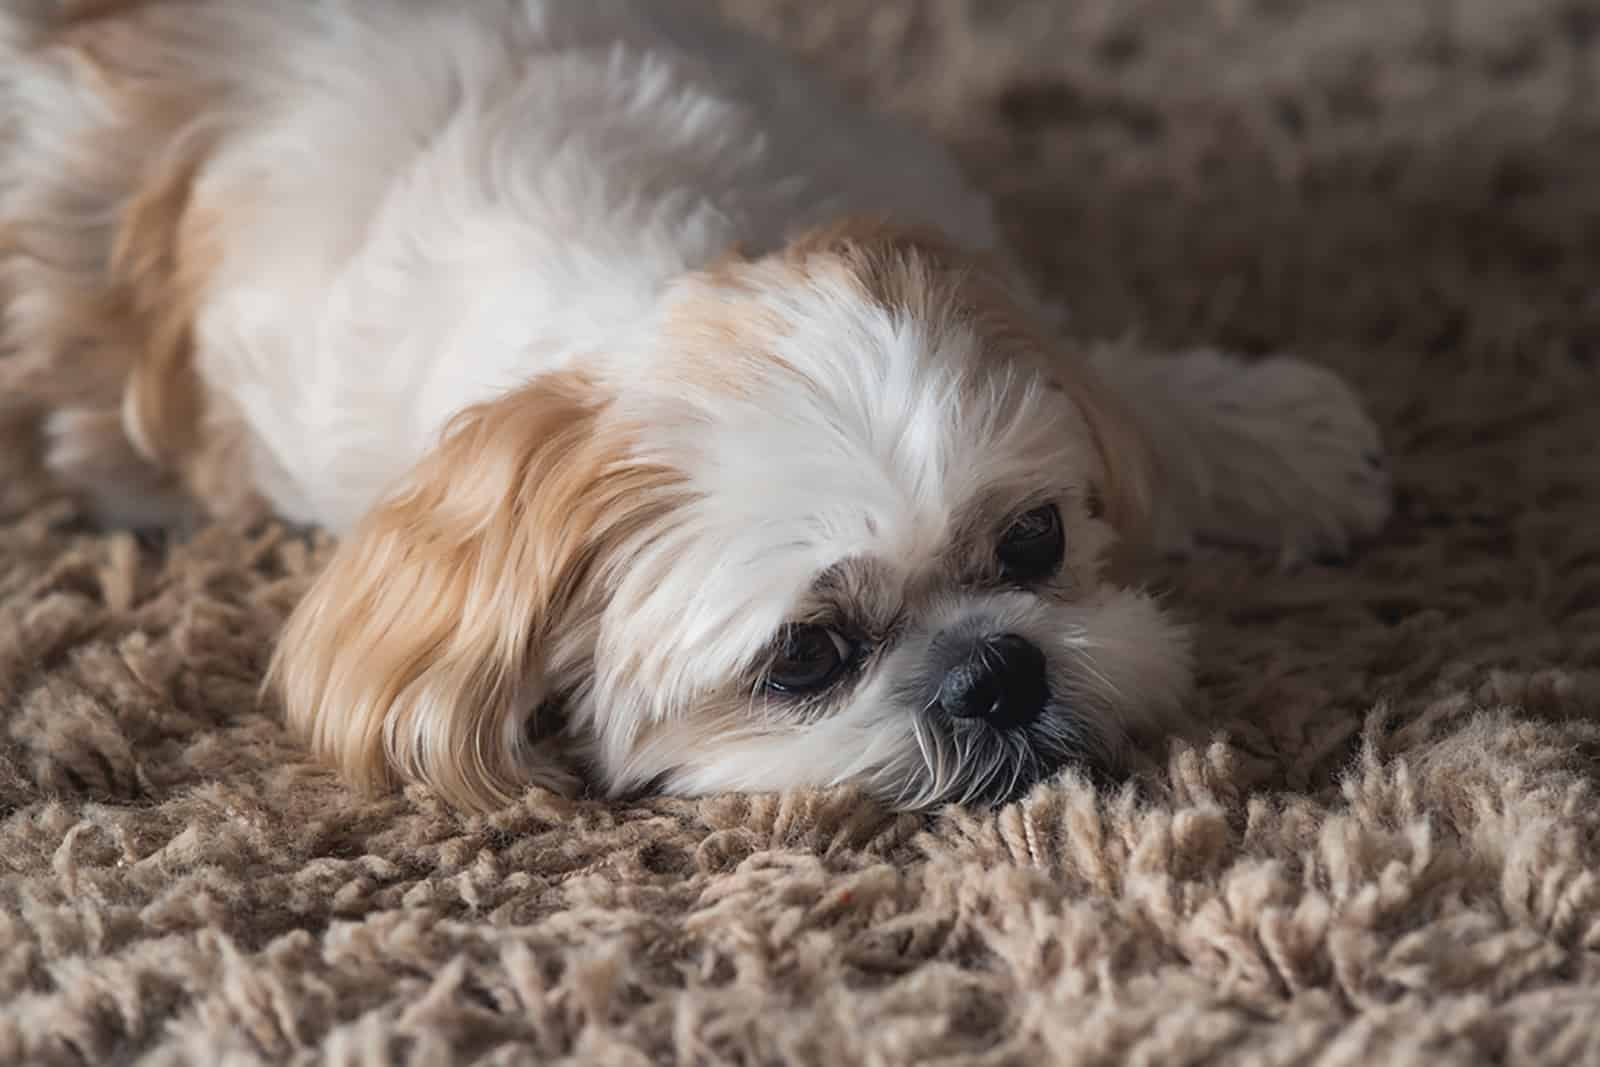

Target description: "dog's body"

left=1, top=0, right=1391, bottom=811
left=2, top=0, right=996, bottom=531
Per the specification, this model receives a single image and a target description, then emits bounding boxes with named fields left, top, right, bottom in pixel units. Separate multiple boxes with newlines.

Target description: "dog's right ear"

left=268, top=370, right=683, bottom=812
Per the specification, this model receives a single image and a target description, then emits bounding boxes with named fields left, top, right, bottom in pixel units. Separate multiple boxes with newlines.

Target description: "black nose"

left=936, top=633, right=1050, bottom=730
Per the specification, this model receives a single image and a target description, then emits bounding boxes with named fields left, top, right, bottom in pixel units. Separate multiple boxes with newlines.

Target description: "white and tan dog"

left=0, top=0, right=1390, bottom=811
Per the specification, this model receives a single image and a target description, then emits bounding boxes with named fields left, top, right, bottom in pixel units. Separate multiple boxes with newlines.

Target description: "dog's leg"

left=1090, top=344, right=1393, bottom=566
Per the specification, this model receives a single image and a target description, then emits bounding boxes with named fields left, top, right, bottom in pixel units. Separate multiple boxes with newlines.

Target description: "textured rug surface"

left=4, top=1, right=1600, bottom=1063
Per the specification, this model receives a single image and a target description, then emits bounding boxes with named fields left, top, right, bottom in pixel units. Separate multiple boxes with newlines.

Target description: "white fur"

left=2, top=0, right=1390, bottom=811
left=148, top=0, right=996, bottom=531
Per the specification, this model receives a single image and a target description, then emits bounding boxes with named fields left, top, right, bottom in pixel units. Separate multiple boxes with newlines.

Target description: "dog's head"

left=270, top=220, right=1192, bottom=812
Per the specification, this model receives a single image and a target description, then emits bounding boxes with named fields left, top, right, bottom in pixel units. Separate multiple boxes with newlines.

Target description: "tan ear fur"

left=1047, top=360, right=1154, bottom=546
left=268, top=371, right=685, bottom=813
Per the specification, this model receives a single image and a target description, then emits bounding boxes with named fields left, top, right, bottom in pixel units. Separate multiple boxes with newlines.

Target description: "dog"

left=0, top=0, right=1391, bottom=811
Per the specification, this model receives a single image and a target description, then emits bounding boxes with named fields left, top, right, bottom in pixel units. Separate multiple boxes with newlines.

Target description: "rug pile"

left=3, top=0, right=1599, bottom=1062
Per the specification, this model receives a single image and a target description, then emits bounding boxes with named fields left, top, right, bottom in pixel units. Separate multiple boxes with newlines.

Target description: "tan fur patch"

left=657, top=220, right=968, bottom=397
left=268, top=371, right=689, bottom=813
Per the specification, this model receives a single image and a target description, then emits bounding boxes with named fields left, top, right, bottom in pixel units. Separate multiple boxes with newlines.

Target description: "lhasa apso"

left=0, top=0, right=1391, bottom=811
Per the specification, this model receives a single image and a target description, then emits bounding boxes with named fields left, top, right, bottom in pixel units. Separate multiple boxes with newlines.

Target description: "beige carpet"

left=5, top=0, right=1600, bottom=1063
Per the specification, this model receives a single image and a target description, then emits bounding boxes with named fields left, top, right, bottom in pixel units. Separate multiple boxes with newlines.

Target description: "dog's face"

left=271, top=222, right=1193, bottom=813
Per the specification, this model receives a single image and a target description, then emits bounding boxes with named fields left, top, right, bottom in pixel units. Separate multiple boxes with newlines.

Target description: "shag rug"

left=4, top=0, right=1600, bottom=1063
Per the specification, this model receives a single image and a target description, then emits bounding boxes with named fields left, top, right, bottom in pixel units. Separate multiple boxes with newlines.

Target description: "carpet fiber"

left=5, top=1, right=1600, bottom=1063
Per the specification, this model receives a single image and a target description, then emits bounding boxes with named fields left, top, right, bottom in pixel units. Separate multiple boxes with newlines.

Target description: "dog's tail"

left=0, top=3, right=50, bottom=515
left=0, top=0, right=48, bottom=163
left=0, top=0, right=245, bottom=524
left=0, top=1, right=55, bottom=68
left=0, top=1, right=180, bottom=517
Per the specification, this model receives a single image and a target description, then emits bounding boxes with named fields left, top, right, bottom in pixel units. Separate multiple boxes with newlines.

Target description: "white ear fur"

left=783, top=218, right=1155, bottom=546
left=268, top=370, right=682, bottom=812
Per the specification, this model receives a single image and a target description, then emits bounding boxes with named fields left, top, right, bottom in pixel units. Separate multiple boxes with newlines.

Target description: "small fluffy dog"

left=0, top=0, right=1391, bottom=811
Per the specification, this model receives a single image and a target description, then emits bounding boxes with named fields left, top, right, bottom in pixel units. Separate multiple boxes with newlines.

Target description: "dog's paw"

left=1160, top=350, right=1393, bottom=567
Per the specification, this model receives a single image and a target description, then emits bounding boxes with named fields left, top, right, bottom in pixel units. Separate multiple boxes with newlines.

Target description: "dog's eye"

left=767, top=625, right=852, bottom=693
left=997, top=504, right=1064, bottom=579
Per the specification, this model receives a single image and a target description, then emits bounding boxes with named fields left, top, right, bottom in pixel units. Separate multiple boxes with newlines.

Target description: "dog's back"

left=0, top=0, right=998, bottom=530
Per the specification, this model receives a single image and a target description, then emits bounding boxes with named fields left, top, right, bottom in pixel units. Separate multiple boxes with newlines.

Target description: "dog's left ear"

left=1049, top=361, right=1154, bottom=546
left=268, top=370, right=682, bottom=812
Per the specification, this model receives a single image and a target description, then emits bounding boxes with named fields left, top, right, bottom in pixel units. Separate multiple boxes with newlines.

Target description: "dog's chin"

left=874, top=707, right=1117, bottom=810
